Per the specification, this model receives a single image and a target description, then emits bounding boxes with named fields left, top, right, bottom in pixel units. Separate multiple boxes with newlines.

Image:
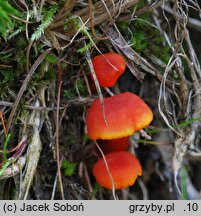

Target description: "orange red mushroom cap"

left=93, top=151, right=142, bottom=190
left=86, top=92, right=153, bottom=140
left=92, top=52, right=126, bottom=87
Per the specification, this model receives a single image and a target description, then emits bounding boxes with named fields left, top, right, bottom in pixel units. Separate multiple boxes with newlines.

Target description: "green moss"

left=181, top=166, right=188, bottom=200
left=117, top=21, right=129, bottom=32
left=63, top=78, right=87, bottom=99
left=45, top=54, right=58, bottom=64
left=61, top=160, right=77, bottom=177
left=92, top=182, right=100, bottom=196
left=28, top=64, right=56, bottom=91
left=1, top=70, right=15, bottom=84
left=82, top=134, right=89, bottom=142
left=0, top=0, right=19, bottom=38
left=129, top=0, right=146, bottom=12
left=63, top=89, right=76, bottom=99
left=117, top=15, right=171, bottom=64
left=131, top=31, right=148, bottom=53
left=76, top=79, right=87, bottom=96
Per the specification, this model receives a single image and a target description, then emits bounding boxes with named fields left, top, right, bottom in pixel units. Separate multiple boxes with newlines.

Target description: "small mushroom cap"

left=98, top=137, right=130, bottom=154
left=92, top=52, right=126, bottom=87
left=86, top=92, right=153, bottom=140
left=93, top=151, right=142, bottom=190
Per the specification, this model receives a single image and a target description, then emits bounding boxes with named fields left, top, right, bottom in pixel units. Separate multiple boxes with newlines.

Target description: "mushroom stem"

left=94, top=140, right=117, bottom=200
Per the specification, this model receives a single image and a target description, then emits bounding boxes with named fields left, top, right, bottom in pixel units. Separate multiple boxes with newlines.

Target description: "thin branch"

left=6, top=48, right=52, bottom=132
left=56, top=81, right=64, bottom=200
left=94, top=141, right=117, bottom=200
left=0, top=97, right=94, bottom=110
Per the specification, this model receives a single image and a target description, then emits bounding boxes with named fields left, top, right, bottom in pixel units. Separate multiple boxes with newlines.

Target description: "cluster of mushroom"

left=86, top=53, right=153, bottom=190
